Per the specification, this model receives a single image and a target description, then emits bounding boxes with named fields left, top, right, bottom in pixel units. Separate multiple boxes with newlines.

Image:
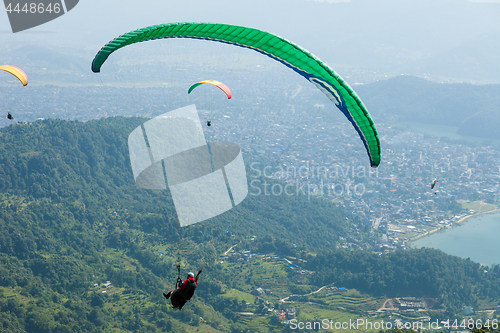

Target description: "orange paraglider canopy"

left=188, top=80, right=231, bottom=99
left=0, top=65, right=28, bottom=86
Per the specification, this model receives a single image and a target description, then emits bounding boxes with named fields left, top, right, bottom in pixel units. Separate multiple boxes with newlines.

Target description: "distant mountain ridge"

left=2, top=0, right=499, bottom=83
left=356, top=75, right=500, bottom=139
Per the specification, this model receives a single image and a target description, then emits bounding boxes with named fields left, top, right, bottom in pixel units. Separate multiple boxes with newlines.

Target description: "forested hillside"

left=1, top=117, right=499, bottom=332
left=307, top=248, right=500, bottom=317
left=0, top=117, right=351, bottom=332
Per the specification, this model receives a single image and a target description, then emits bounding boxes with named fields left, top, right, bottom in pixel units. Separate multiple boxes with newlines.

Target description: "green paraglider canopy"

left=92, top=22, right=381, bottom=167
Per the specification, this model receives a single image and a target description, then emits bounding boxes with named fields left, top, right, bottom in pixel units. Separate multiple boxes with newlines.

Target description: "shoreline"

left=407, top=206, right=500, bottom=246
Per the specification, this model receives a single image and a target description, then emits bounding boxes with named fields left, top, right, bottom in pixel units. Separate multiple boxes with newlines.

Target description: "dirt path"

left=373, top=215, right=384, bottom=230
left=283, top=257, right=292, bottom=264
left=279, top=285, right=329, bottom=303
left=377, top=298, right=398, bottom=312
left=223, top=243, right=239, bottom=256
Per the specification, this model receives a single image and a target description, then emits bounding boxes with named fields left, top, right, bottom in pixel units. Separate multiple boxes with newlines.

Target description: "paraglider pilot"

left=164, top=270, right=201, bottom=310
left=7, top=113, right=13, bottom=120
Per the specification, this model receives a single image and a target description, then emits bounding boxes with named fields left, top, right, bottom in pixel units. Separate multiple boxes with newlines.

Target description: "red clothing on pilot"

left=178, top=275, right=197, bottom=292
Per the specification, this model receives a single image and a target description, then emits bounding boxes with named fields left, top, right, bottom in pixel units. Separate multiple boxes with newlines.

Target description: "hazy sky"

left=341, top=0, right=499, bottom=1
left=1, top=0, right=500, bottom=83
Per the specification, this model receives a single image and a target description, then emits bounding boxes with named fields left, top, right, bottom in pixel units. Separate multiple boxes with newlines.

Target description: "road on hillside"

left=279, top=285, right=329, bottom=303
left=223, top=242, right=241, bottom=256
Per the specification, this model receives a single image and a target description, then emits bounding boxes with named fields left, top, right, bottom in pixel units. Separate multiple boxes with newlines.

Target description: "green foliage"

left=0, top=117, right=352, bottom=332
left=1, top=117, right=498, bottom=332
left=307, top=247, right=500, bottom=315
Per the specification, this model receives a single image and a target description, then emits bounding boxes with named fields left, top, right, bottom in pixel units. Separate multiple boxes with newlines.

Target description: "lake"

left=411, top=213, right=500, bottom=267
left=400, top=122, right=500, bottom=146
